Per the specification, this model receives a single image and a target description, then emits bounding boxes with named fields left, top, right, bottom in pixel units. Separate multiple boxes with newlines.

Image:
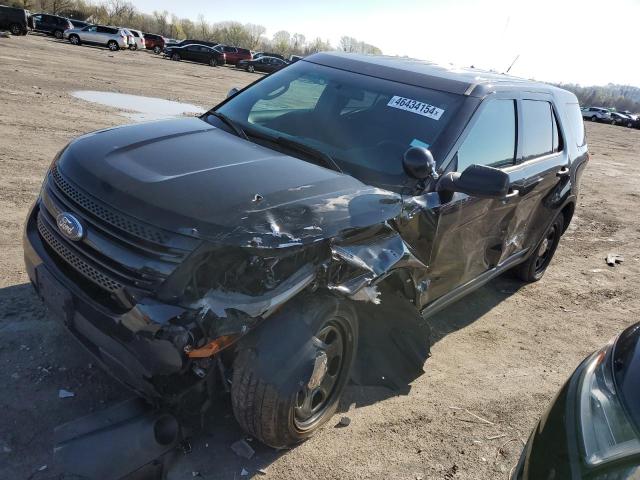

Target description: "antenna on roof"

left=505, top=54, right=520, bottom=74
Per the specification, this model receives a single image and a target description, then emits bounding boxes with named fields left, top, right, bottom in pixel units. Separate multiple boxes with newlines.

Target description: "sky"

left=133, top=0, right=640, bottom=87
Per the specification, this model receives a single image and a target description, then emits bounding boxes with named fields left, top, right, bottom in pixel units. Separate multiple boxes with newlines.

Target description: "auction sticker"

left=387, top=96, right=444, bottom=120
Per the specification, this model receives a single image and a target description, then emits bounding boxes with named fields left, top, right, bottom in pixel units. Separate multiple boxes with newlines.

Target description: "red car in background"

left=219, top=45, right=252, bottom=65
left=143, top=32, right=165, bottom=54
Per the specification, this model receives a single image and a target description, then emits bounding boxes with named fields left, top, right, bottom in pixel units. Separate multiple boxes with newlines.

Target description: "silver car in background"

left=128, top=29, right=145, bottom=50
left=64, top=24, right=129, bottom=51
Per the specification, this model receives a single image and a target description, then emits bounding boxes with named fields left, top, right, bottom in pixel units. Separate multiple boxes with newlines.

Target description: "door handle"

left=557, top=167, right=570, bottom=177
left=503, top=189, right=520, bottom=200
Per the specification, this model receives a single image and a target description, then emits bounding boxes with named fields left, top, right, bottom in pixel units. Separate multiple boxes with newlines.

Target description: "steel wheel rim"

left=294, top=319, right=349, bottom=431
left=534, top=224, right=557, bottom=274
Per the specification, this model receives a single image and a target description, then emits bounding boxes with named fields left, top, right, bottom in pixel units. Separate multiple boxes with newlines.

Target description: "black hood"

left=57, top=118, right=402, bottom=248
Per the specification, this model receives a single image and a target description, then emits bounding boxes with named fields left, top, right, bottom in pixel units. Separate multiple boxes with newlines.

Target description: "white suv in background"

left=128, top=29, right=145, bottom=50
left=64, top=24, right=129, bottom=51
left=581, top=107, right=612, bottom=122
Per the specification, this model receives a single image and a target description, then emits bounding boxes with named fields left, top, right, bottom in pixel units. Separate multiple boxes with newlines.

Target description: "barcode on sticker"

left=387, top=96, right=444, bottom=120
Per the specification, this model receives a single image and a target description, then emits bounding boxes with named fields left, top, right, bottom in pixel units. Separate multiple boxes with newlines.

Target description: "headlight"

left=579, top=344, right=640, bottom=465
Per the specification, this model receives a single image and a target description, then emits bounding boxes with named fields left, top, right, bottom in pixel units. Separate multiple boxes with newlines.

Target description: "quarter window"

left=457, top=99, right=516, bottom=172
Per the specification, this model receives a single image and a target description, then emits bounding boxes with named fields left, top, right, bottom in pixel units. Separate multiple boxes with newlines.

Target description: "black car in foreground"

left=514, top=322, right=640, bottom=479
left=237, top=55, right=288, bottom=73
left=24, top=53, right=588, bottom=449
left=0, top=4, right=33, bottom=35
left=165, top=43, right=225, bottom=66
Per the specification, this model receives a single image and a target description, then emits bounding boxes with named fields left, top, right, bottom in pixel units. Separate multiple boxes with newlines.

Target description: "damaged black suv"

left=24, top=53, right=588, bottom=448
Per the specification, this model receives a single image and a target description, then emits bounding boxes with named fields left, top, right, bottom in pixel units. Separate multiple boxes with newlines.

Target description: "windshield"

left=211, top=60, right=464, bottom=190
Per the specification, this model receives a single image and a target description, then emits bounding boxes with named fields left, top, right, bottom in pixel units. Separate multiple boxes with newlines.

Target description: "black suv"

left=24, top=53, right=588, bottom=448
left=164, top=43, right=226, bottom=66
left=31, top=12, right=73, bottom=39
left=0, top=4, right=33, bottom=35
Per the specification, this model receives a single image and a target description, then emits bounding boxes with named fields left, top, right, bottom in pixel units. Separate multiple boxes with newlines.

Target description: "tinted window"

left=521, top=100, right=556, bottom=159
left=132, top=31, right=139, bottom=37
left=457, top=99, right=516, bottom=171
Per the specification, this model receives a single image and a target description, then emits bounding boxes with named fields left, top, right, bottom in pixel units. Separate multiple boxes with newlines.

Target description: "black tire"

left=171, top=53, right=180, bottom=61
left=129, top=44, right=137, bottom=51
left=209, top=57, right=218, bottom=67
left=514, top=214, right=564, bottom=282
left=153, top=45, right=161, bottom=54
left=54, top=29, right=63, bottom=39
left=590, top=116, right=597, bottom=122
left=247, top=64, right=255, bottom=73
left=107, top=40, right=118, bottom=51
left=69, top=34, right=80, bottom=45
left=9, top=23, right=22, bottom=35
left=231, top=294, right=358, bottom=448
left=627, top=122, right=633, bottom=128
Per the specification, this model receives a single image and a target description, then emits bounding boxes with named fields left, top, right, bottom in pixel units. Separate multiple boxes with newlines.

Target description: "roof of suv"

left=304, top=52, right=575, bottom=100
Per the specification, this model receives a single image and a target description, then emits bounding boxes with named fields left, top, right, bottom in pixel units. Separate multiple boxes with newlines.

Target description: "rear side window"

left=521, top=100, right=559, bottom=160
left=457, top=99, right=516, bottom=171
left=566, top=103, right=586, bottom=146
left=132, top=31, right=139, bottom=37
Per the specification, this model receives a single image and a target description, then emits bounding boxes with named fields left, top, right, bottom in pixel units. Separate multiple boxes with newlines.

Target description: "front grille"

left=37, top=166, right=199, bottom=298
left=51, top=166, right=170, bottom=245
left=38, top=215, right=123, bottom=292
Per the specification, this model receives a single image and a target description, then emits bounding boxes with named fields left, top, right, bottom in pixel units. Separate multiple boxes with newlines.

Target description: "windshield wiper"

left=209, top=111, right=248, bottom=140
left=271, top=136, right=342, bottom=173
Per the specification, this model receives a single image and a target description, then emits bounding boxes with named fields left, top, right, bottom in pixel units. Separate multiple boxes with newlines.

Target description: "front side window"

left=212, top=61, right=464, bottom=189
left=456, top=99, right=516, bottom=172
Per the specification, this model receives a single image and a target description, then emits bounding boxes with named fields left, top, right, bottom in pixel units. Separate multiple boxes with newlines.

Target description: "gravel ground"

left=1, top=33, right=639, bottom=480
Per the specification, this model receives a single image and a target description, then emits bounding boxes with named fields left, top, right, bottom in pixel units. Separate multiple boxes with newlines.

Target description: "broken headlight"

left=578, top=343, right=640, bottom=466
left=180, top=244, right=324, bottom=303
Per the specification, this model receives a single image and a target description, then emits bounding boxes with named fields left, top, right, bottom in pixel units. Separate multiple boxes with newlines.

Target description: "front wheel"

left=153, top=45, right=161, bottom=54
left=9, top=23, right=22, bottom=35
left=247, top=64, right=255, bottom=73
left=107, top=40, right=119, bottom=51
left=514, top=214, right=564, bottom=282
left=54, top=29, right=63, bottom=39
left=209, top=57, right=218, bottom=67
left=129, top=44, right=137, bottom=51
left=171, top=53, right=180, bottom=61
left=231, top=295, right=358, bottom=448
left=590, top=116, right=598, bottom=122
left=69, top=34, right=80, bottom=45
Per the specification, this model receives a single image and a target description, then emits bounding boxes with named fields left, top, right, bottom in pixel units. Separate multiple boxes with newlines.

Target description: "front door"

left=418, top=95, right=524, bottom=304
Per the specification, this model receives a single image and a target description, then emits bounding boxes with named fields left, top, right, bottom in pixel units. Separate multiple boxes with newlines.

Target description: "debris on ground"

left=337, top=416, right=351, bottom=427
left=58, top=389, right=75, bottom=399
left=606, top=253, right=624, bottom=267
left=231, top=439, right=255, bottom=459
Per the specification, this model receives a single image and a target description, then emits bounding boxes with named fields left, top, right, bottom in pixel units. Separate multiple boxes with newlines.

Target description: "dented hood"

left=57, top=118, right=402, bottom=247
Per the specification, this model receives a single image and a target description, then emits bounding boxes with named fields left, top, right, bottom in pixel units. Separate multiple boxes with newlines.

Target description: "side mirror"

left=438, top=164, right=510, bottom=198
left=402, top=147, right=438, bottom=180
left=227, top=87, right=239, bottom=98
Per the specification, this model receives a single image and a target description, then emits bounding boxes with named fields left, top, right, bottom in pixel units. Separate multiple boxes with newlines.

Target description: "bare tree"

left=245, top=23, right=266, bottom=49
left=197, top=14, right=209, bottom=40
left=272, top=30, right=291, bottom=55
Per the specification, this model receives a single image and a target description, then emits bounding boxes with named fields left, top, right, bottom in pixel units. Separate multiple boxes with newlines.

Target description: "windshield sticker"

left=387, top=96, right=444, bottom=120
left=410, top=139, right=430, bottom=149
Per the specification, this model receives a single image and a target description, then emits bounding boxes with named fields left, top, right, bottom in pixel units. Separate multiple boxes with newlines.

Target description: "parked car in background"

left=581, top=106, right=612, bottom=123
left=31, top=13, right=73, bottom=39
left=513, top=322, right=640, bottom=479
left=0, top=4, right=33, bottom=35
left=219, top=45, right=252, bottom=65
left=237, top=55, right=287, bottom=73
left=617, top=110, right=640, bottom=128
left=127, top=28, right=145, bottom=50
left=64, top=25, right=129, bottom=51
left=165, top=43, right=225, bottom=66
left=609, top=111, right=633, bottom=126
left=289, top=55, right=303, bottom=63
left=68, top=19, right=90, bottom=29
left=164, top=37, right=179, bottom=47
left=253, top=51, right=285, bottom=60
left=173, top=38, right=218, bottom=48
left=143, top=32, right=164, bottom=53
left=119, top=28, right=135, bottom=49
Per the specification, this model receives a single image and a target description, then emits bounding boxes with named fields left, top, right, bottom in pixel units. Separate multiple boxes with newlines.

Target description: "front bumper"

left=23, top=201, right=197, bottom=403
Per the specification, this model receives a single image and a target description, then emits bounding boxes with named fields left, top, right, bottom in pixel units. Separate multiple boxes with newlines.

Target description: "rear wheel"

left=209, top=57, right=218, bottom=67
left=514, top=214, right=564, bottom=282
left=590, top=115, right=597, bottom=122
left=107, top=40, right=118, bottom=51
left=153, top=45, right=161, bottom=54
left=231, top=295, right=358, bottom=448
left=54, top=29, right=63, bottom=39
left=129, top=44, right=137, bottom=51
left=9, top=23, right=22, bottom=35
left=171, top=53, right=180, bottom=61
left=247, top=64, right=255, bottom=73
left=69, top=34, right=80, bottom=45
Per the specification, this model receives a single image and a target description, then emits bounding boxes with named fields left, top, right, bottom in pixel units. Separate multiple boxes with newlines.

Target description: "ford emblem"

left=56, top=212, right=84, bottom=241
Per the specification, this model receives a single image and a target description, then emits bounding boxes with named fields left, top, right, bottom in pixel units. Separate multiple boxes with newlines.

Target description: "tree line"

left=553, top=83, right=640, bottom=113
left=4, top=0, right=383, bottom=57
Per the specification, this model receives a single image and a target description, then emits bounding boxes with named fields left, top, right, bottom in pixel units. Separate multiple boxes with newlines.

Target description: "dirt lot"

left=1, top=34, right=639, bottom=480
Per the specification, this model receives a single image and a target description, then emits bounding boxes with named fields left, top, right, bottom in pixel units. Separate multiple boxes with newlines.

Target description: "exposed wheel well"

left=560, top=202, right=575, bottom=234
